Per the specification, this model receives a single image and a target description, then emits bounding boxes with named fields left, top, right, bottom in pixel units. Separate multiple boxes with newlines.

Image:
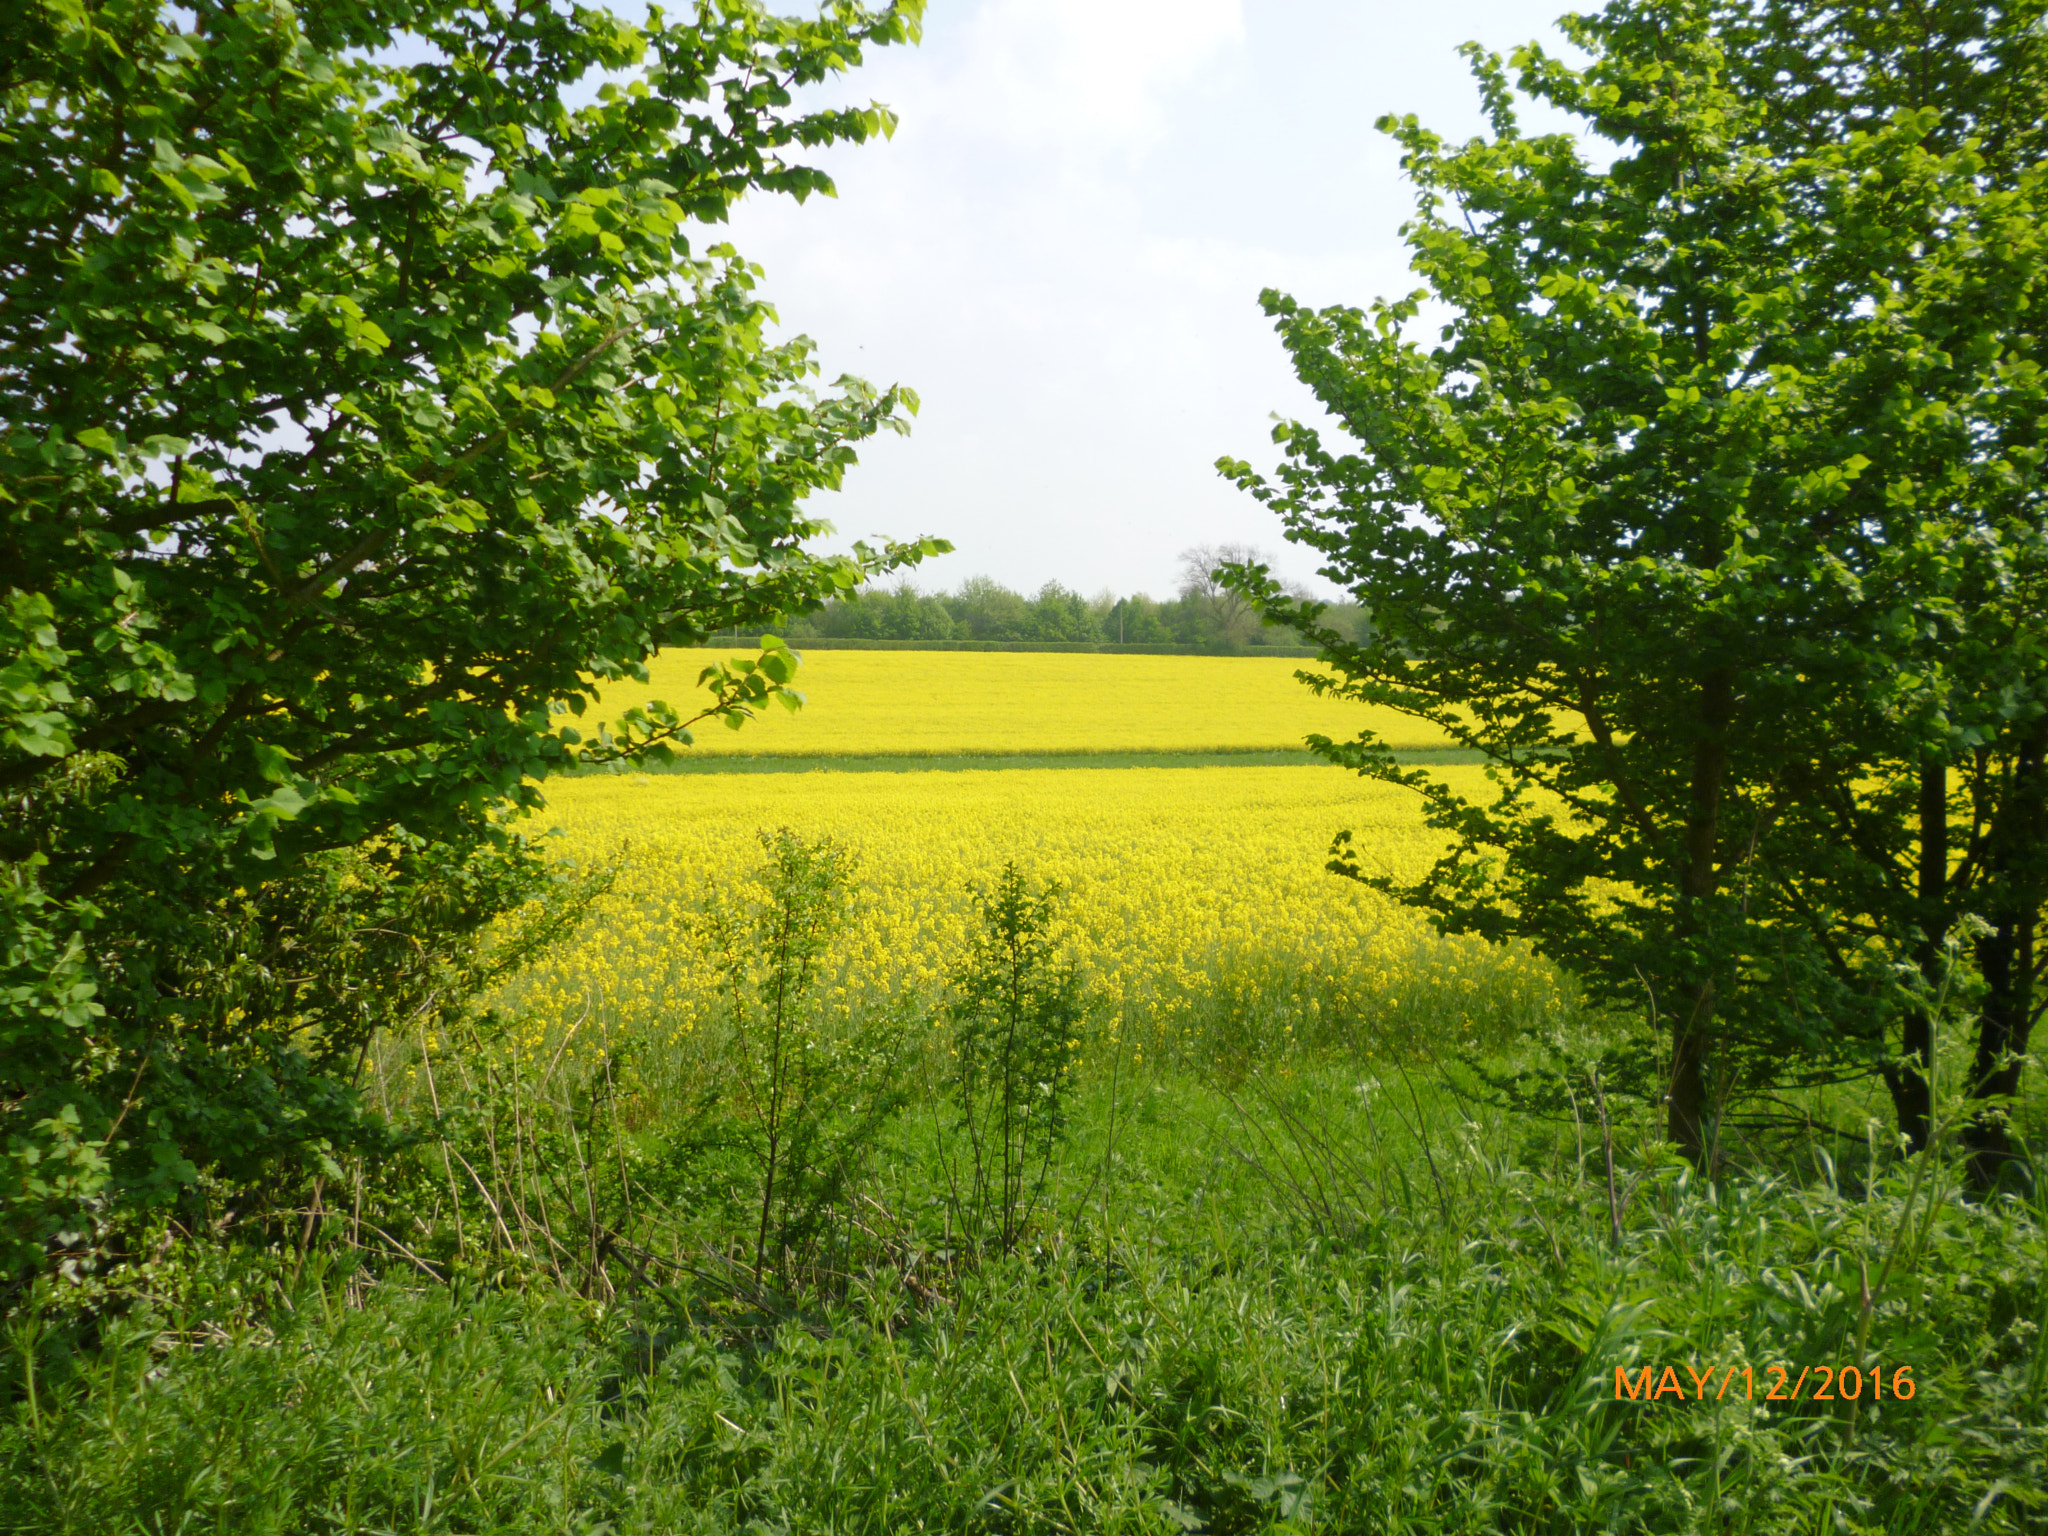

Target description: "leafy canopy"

left=0, top=0, right=940, bottom=1281
left=1219, top=0, right=2048, bottom=1160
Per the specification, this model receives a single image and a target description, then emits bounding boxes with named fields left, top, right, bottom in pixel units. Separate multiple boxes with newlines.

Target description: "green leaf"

left=252, top=742, right=297, bottom=783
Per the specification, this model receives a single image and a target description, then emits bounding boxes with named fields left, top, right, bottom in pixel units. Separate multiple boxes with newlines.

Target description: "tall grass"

left=4, top=1061, right=2042, bottom=1534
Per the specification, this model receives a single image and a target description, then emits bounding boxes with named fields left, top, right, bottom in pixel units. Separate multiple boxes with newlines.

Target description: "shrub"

left=693, top=830, right=913, bottom=1288
left=938, top=865, right=1086, bottom=1257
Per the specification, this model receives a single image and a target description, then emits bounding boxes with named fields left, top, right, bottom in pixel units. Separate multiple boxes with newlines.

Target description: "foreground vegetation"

left=6, top=1060, right=2042, bottom=1533
left=6, top=807, right=2042, bottom=1532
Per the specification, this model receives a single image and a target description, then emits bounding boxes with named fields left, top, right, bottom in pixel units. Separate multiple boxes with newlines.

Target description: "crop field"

left=588, top=647, right=1456, bottom=758
left=516, top=761, right=1571, bottom=1064
left=522, top=649, right=1550, bottom=1065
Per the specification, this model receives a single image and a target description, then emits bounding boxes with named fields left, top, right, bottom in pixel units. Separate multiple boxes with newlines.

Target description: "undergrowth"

left=2, top=1066, right=2042, bottom=1534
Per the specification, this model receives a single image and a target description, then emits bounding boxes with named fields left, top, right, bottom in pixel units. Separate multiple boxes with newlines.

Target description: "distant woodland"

left=782, top=545, right=1371, bottom=647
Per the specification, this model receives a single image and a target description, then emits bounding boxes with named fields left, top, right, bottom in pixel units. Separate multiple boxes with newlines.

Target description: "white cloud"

left=939, top=0, right=1245, bottom=155
left=720, top=0, right=1577, bottom=600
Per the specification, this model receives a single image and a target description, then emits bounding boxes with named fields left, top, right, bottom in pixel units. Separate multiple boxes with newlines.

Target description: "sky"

left=717, top=0, right=1588, bottom=601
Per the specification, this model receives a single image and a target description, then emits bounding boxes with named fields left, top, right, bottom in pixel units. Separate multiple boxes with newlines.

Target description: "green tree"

left=1699, top=0, right=2048, bottom=1187
left=1103, top=595, right=1172, bottom=645
left=1025, top=581, right=1092, bottom=642
left=944, top=575, right=1031, bottom=641
left=0, top=0, right=939, bottom=1283
left=1220, top=0, right=2046, bottom=1165
left=819, top=581, right=955, bottom=640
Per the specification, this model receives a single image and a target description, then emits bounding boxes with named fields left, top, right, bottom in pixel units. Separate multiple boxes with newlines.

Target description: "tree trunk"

left=1881, top=757, right=1946, bottom=1154
left=1965, top=907, right=2037, bottom=1188
left=1668, top=976, right=1716, bottom=1166
left=1964, top=726, right=2044, bottom=1192
left=1886, top=997, right=1937, bottom=1157
left=1669, top=671, right=1735, bottom=1168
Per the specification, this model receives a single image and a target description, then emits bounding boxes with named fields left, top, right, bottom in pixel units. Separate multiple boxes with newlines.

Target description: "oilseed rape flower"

left=503, top=762, right=1568, bottom=1069
left=584, top=649, right=1454, bottom=758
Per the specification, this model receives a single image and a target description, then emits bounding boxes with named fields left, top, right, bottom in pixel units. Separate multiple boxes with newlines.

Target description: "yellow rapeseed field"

left=510, top=760, right=1567, bottom=1065
left=591, top=647, right=1454, bottom=757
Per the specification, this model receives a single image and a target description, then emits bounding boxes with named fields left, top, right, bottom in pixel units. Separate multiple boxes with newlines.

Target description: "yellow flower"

left=479, top=651, right=1579, bottom=1073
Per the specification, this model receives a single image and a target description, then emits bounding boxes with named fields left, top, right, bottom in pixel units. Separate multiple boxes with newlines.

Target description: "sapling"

left=940, top=865, right=1086, bottom=1257
left=696, top=829, right=908, bottom=1287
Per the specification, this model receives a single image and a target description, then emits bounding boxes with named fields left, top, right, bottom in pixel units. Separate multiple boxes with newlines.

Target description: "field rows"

left=592, top=648, right=1455, bottom=758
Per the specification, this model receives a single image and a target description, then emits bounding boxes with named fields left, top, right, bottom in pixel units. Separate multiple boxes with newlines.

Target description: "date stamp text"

left=1615, top=1363, right=1916, bottom=1404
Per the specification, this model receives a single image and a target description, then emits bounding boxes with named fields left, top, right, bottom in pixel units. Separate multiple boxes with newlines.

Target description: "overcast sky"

left=718, top=0, right=1584, bottom=601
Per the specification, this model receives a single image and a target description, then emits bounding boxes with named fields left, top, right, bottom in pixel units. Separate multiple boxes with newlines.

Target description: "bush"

left=938, top=865, right=1086, bottom=1257
left=692, top=831, right=914, bottom=1288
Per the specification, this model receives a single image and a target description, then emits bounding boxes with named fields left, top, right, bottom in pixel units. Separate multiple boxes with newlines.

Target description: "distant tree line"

left=781, top=545, right=1371, bottom=648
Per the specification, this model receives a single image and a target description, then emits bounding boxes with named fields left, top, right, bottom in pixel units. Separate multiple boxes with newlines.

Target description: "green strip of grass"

left=574, top=746, right=1488, bottom=775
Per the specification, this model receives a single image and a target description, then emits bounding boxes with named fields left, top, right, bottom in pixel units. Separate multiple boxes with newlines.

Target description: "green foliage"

left=1, top=1067, right=2040, bottom=1534
left=941, top=573, right=1037, bottom=641
left=1218, top=0, right=2048, bottom=1163
left=1694, top=0, right=2048, bottom=1185
left=809, top=579, right=959, bottom=640
left=1105, top=593, right=1175, bottom=644
left=2, top=825, right=612, bottom=1291
left=0, top=0, right=941, bottom=1284
left=694, top=830, right=912, bottom=1286
left=791, top=571, right=1371, bottom=648
left=1022, top=581, right=1098, bottom=642
left=939, top=865, right=1085, bottom=1256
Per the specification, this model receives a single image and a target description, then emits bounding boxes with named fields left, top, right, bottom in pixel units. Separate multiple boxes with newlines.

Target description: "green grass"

left=582, top=747, right=1324, bottom=775
left=570, top=747, right=1491, bottom=775
left=5, top=1064, right=2043, bottom=1534
left=3, top=837, right=2040, bottom=1533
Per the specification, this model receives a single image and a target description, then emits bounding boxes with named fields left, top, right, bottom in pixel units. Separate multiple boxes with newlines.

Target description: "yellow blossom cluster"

left=503, top=761, right=1570, bottom=1068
